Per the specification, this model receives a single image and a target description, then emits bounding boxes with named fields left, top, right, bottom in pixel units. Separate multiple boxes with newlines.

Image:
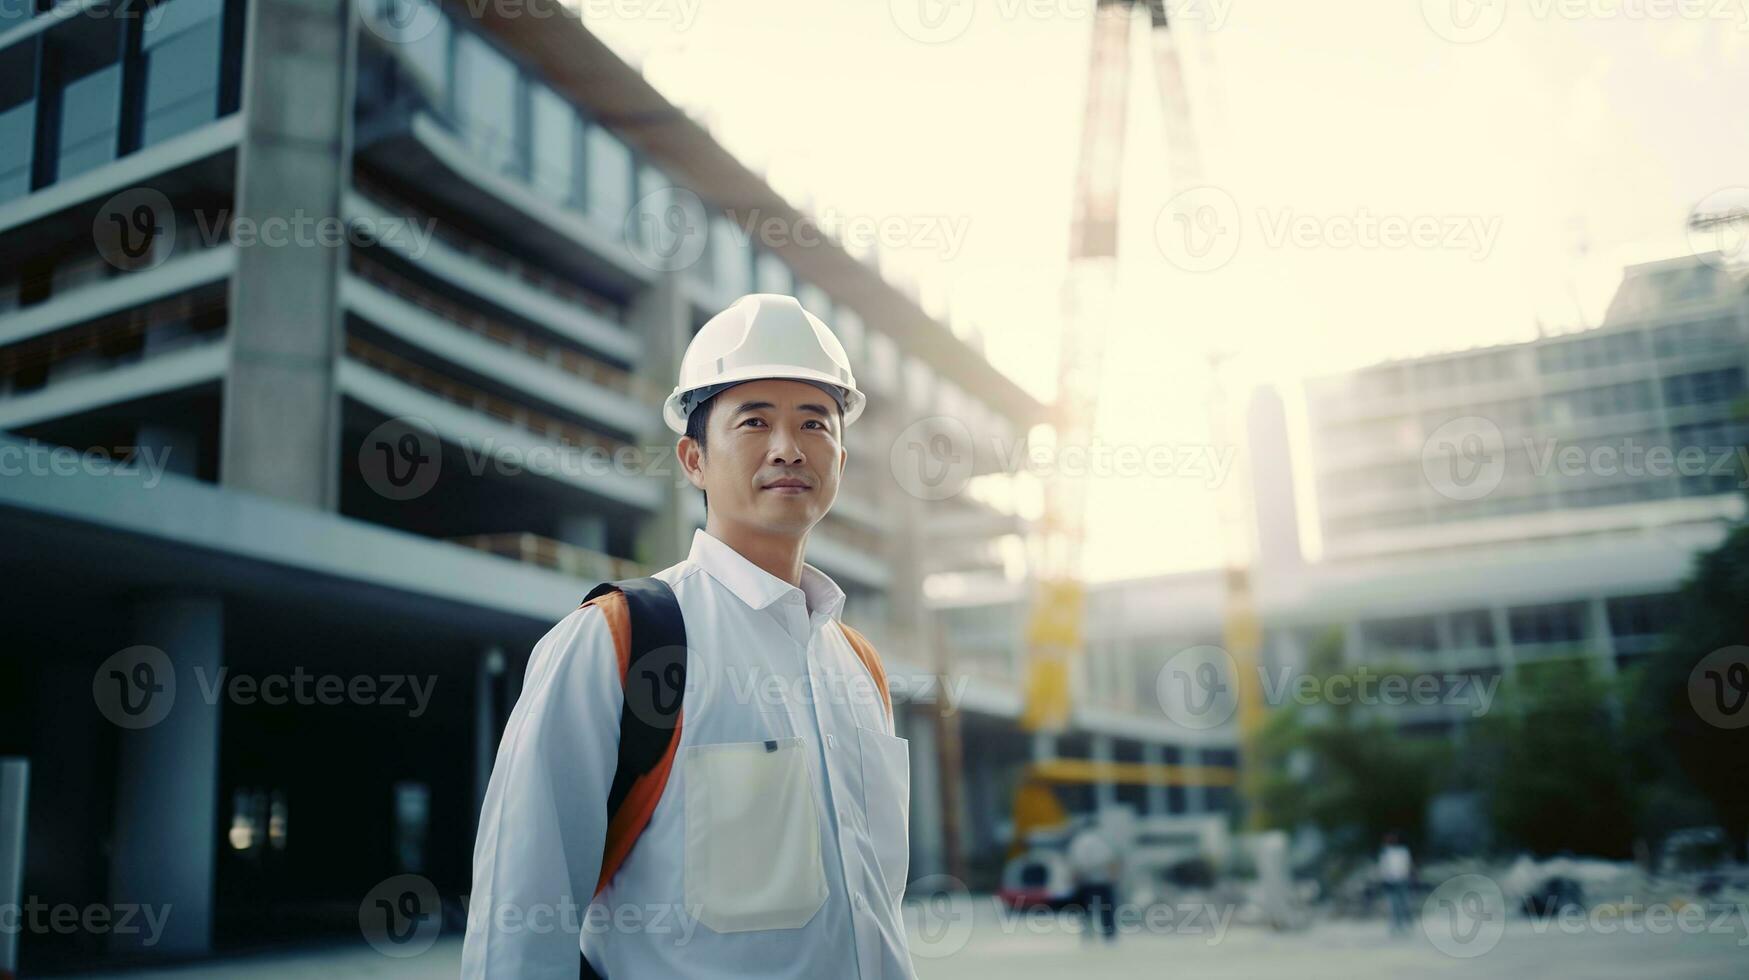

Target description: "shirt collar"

left=687, top=529, right=846, bottom=622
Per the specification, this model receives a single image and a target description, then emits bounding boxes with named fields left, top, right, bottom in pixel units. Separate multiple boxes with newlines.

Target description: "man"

left=1378, top=831, right=1413, bottom=936
left=463, top=294, right=915, bottom=979
left=1066, top=821, right=1120, bottom=943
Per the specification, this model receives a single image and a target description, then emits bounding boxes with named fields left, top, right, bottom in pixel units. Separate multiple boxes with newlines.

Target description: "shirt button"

left=826, top=733, right=835, bottom=748
left=853, top=893, right=867, bottom=911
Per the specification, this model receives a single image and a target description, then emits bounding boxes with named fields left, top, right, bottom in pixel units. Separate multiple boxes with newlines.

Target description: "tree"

left=1252, top=632, right=1450, bottom=875
left=1470, top=659, right=1638, bottom=858
left=1628, top=516, right=1749, bottom=860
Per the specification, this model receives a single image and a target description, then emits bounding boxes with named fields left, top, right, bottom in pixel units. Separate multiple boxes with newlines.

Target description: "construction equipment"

left=1023, top=0, right=1206, bottom=731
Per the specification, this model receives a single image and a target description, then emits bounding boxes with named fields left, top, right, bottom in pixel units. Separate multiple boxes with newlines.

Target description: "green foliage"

left=1469, top=659, right=1638, bottom=858
left=1252, top=632, right=1450, bottom=874
left=1629, top=518, right=1749, bottom=859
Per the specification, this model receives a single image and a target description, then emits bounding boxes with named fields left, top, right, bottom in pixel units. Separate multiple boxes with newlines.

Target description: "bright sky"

left=579, top=0, right=1749, bottom=580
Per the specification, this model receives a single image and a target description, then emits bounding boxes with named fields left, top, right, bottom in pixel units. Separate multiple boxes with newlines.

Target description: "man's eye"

left=804, top=420, right=824, bottom=429
left=740, top=418, right=766, bottom=428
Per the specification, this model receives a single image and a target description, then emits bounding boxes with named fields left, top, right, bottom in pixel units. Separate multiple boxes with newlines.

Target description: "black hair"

left=685, top=393, right=715, bottom=513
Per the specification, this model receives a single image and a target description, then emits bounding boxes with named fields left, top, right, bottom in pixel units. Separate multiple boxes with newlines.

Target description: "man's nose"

left=767, top=428, right=806, bottom=464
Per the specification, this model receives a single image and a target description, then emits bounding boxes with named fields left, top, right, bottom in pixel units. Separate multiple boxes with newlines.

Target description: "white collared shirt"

left=464, top=529, right=915, bottom=980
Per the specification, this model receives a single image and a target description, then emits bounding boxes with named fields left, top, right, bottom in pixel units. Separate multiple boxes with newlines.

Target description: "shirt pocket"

left=683, top=736, right=828, bottom=933
left=856, top=725, right=911, bottom=906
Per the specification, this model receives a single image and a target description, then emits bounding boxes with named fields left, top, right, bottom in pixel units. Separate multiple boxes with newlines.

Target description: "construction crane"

left=1016, top=0, right=1265, bottom=847
left=1023, top=0, right=1206, bottom=734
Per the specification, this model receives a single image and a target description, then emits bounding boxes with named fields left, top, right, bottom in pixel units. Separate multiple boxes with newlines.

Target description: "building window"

left=584, top=122, right=633, bottom=225
left=47, top=14, right=125, bottom=181
left=453, top=29, right=523, bottom=178
left=1508, top=602, right=1586, bottom=647
left=1663, top=367, right=1745, bottom=408
left=0, top=44, right=34, bottom=202
left=754, top=250, right=789, bottom=294
left=529, top=83, right=577, bottom=206
left=1, top=0, right=37, bottom=34
left=709, top=215, right=750, bottom=294
left=138, top=0, right=225, bottom=148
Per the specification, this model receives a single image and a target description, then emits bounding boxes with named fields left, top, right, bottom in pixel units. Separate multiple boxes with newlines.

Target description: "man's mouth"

left=762, top=479, right=812, bottom=492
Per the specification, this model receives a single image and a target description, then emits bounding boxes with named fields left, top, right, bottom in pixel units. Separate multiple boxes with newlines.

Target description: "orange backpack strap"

left=838, top=622, right=892, bottom=722
left=577, top=578, right=687, bottom=901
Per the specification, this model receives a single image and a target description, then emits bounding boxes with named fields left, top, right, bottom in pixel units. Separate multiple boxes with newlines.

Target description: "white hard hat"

left=663, top=293, right=866, bottom=434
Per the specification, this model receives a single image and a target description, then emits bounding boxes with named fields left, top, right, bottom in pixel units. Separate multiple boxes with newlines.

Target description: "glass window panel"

left=454, top=30, right=522, bottom=177
left=58, top=64, right=123, bottom=180
left=754, top=251, right=789, bottom=294
left=140, top=0, right=224, bottom=148
left=529, top=84, right=575, bottom=205
left=710, top=215, right=751, bottom=294
left=584, top=122, right=633, bottom=224
left=0, top=45, right=33, bottom=203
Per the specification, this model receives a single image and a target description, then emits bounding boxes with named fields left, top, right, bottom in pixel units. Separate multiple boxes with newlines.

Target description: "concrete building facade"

left=0, top=0, right=1234, bottom=969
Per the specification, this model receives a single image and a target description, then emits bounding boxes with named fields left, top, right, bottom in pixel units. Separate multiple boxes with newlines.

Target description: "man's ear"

left=676, top=436, right=706, bottom=490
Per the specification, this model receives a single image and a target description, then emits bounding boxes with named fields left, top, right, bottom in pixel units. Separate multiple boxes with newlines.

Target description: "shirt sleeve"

left=462, top=605, right=622, bottom=980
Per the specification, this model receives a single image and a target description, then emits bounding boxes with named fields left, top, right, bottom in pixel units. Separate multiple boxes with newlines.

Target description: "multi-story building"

left=1304, top=253, right=1748, bottom=561
left=0, top=0, right=1100, bottom=968
left=1074, top=254, right=1746, bottom=776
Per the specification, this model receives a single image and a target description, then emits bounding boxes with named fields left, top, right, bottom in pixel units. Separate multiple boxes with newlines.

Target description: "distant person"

left=1068, top=822, right=1121, bottom=943
left=1378, top=831, right=1413, bottom=935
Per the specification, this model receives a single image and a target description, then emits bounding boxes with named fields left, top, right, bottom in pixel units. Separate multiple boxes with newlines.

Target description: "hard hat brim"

left=665, top=366, right=866, bottom=434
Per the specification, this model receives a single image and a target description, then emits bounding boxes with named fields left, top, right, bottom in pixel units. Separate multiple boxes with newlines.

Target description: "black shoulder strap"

left=579, top=577, right=686, bottom=980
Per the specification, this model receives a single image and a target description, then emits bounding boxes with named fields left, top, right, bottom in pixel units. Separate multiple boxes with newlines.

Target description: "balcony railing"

left=351, top=175, right=627, bottom=325
left=449, top=532, right=646, bottom=583
left=0, top=290, right=227, bottom=391
left=349, top=255, right=656, bottom=402
left=343, top=334, right=637, bottom=458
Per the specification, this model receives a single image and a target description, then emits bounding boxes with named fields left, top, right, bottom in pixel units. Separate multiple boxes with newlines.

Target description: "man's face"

left=678, top=378, right=846, bottom=536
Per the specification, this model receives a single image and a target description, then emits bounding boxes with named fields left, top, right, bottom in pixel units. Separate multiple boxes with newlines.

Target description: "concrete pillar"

left=474, top=646, right=506, bottom=834
left=1489, top=605, right=1518, bottom=684
left=1091, top=735, right=1116, bottom=813
left=109, top=597, right=223, bottom=955
left=903, top=709, right=945, bottom=880
left=1142, top=744, right=1166, bottom=815
left=1186, top=747, right=1209, bottom=814
left=0, top=759, right=26, bottom=976
left=218, top=0, right=358, bottom=508
left=1588, top=597, right=1617, bottom=679
left=1031, top=731, right=1055, bottom=762
left=631, top=272, right=695, bottom=567
left=1341, top=620, right=1362, bottom=665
